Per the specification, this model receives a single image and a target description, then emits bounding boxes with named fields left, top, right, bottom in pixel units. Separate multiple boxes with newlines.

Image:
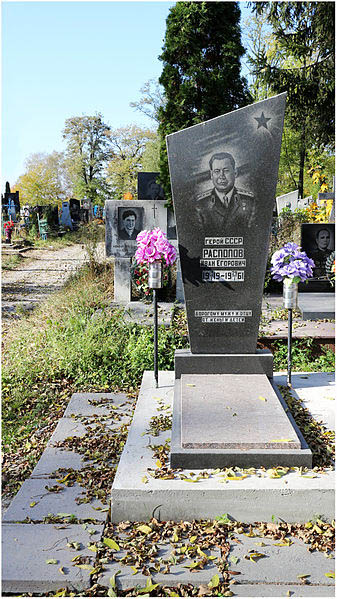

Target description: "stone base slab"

left=175, top=349, right=274, bottom=379
left=170, top=373, right=312, bottom=468
left=111, top=371, right=333, bottom=523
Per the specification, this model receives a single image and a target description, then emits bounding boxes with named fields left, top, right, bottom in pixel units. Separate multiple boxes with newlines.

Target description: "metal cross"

left=152, top=203, right=158, bottom=220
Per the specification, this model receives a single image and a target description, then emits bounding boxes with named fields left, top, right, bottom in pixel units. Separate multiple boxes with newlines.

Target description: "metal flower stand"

left=148, top=260, right=162, bottom=388
left=283, top=279, right=298, bottom=388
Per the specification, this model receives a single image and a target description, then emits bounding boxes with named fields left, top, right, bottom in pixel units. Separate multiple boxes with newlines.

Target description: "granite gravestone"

left=276, top=190, right=299, bottom=215
left=167, top=93, right=312, bottom=468
left=301, top=223, right=335, bottom=279
left=2, top=182, right=20, bottom=222
left=167, top=94, right=287, bottom=355
left=59, top=202, right=73, bottom=230
left=297, top=195, right=313, bottom=210
left=105, top=200, right=167, bottom=302
left=137, top=172, right=165, bottom=201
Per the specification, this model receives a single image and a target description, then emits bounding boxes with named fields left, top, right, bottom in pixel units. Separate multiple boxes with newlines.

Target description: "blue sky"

left=2, top=1, right=251, bottom=187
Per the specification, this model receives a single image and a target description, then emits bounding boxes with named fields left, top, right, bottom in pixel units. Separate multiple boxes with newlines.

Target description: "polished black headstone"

left=167, top=94, right=286, bottom=354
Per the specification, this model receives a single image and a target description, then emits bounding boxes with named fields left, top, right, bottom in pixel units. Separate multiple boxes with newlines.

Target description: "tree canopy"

left=106, top=125, right=157, bottom=199
left=250, top=1, right=335, bottom=197
left=158, top=0, right=251, bottom=204
left=63, top=114, right=112, bottom=204
left=14, top=152, right=72, bottom=206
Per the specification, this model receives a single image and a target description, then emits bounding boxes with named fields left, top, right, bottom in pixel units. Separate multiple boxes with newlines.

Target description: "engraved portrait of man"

left=195, top=152, right=255, bottom=235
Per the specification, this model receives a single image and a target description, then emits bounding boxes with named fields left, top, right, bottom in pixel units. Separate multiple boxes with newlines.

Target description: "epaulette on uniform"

left=196, top=188, right=213, bottom=202
left=236, top=187, right=254, bottom=198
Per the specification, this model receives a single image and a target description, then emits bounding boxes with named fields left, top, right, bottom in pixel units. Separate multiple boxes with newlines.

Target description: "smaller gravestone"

left=167, top=209, right=177, bottom=240
left=69, top=198, right=81, bottom=223
left=317, top=192, right=335, bottom=206
left=317, top=191, right=335, bottom=224
left=297, top=195, right=313, bottom=210
left=301, top=223, right=335, bottom=279
left=276, top=190, right=299, bottom=215
left=138, top=172, right=165, bottom=201
left=1, top=182, right=20, bottom=222
left=105, top=200, right=167, bottom=302
left=59, top=202, right=73, bottom=230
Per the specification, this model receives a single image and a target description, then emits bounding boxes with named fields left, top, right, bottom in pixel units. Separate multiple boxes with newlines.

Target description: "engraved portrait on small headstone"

left=105, top=199, right=167, bottom=259
left=118, top=207, right=143, bottom=240
left=138, top=172, right=165, bottom=201
left=301, top=223, right=335, bottom=278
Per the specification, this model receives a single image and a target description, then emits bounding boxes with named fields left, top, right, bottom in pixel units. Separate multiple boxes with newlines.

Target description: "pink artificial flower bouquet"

left=135, top=227, right=177, bottom=266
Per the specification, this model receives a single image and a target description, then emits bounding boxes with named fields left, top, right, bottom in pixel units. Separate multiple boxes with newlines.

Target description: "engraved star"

left=254, top=112, right=271, bottom=130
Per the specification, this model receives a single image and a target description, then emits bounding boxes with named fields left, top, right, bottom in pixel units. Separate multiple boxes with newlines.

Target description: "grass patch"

left=2, top=263, right=188, bottom=496
left=1, top=253, right=25, bottom=270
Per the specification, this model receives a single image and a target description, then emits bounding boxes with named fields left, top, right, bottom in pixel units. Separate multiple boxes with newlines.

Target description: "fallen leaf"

left=59, top=567, right=66, bottom=575
left=29, top=502, right=37, bottom=507
left=324, top=572, right=335, bottom=579
left=208, top=574, right=220, bottom=589
left=274, top=540, right=293, bottom=547
left=130, top=566, right=138, bottom=575
left=87, top=544, right=97, bottom=552
left=75, top=564, right=92, bottom=570
left=297, top=574, right=310, bottom=579
left=103, top=537, right=120, bottom=551
left=244, top=551, right=266, bottom=563
left=138, top=577, right=159, bottom=594
left=46, top=559, right=58, bottom=565
left=270, top=439, right=294, bottom=443
left=184, top=560, right=203, bottom=570
left=258, top=396, right=267, bottom=402
left=137, top=524, right=152, bottom=535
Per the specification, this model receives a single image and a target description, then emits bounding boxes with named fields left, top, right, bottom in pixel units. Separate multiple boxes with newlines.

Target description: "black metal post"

left=153, top=288, right=158, bottom=388
left=287, top=308, right=292, bottom=387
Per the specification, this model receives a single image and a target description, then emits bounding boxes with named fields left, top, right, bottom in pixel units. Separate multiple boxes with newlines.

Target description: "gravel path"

left=1, top=244, right=90, bottom=321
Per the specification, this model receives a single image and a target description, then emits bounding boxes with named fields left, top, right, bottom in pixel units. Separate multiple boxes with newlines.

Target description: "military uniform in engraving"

left=195, top=152, right=255, bottom=235
left=196, top=186, right=255, bottom=235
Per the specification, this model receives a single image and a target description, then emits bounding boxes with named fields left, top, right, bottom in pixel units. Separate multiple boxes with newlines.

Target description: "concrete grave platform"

left=226, top=533, right=335, bottom=595
left=30, top=447, right=87, bottom=478
left=97, top=544, right=222, bottom=590
left=2, top=478, right=107, bottom=523
left=298, top=292, right=335, bottom=320
left=63, top=391, right=130, bottom=418
left=48, top=415, right=132, bottom=447
left=97, top=532, right=334, bottom=596
left=111, top=371, right=334, bottom=523
left=2, top=523, right=103, bottom=593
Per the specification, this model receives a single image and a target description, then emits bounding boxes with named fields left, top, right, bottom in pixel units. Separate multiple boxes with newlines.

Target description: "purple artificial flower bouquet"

left=135, top=227, right=177, bottom=266
left=270, top=242, right=315, bottom=285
